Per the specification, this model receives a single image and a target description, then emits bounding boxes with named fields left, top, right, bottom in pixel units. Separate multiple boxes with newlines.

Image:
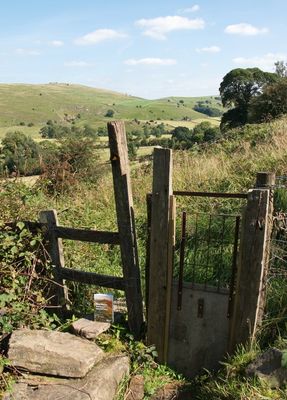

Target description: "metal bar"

left=173, top=191, right=248, bottom=199
left=192, top=214, right=199, bottom=284
left=227, top=216, right=241, bottom=318
left=217, top=216, right=226, bottom=291
left=204, top=214, right=212, bottom=288
left=177, top=211, right=187, bottom=311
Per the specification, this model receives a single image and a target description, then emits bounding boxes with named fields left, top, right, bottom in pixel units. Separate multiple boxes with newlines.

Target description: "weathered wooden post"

left=145, top=193, right=152, bottom=316
left=147, top=148, right=175, bottom=363
left=228, top=172, right=275, bottom=352
left=107, top=121, right=143, bottom=339
left=39, top=209, right=69, bottom=309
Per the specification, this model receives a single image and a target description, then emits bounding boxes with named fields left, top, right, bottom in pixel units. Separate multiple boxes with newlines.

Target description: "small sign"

left=94, top=294, right=114, bottom=323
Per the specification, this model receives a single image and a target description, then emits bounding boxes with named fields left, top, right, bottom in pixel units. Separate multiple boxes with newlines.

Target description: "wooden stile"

left=108, top=121, right=144, bottom=339
left=58, top=267, right=125, bottom=290
left=147, top=148, right=173, bottom=363
left=54, top=226, right=120, bottom=245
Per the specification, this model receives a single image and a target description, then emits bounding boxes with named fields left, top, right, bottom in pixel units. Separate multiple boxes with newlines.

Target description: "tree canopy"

left=219, top=68, right=278, bottom=130
left=249, top=78, right=287, bottom=122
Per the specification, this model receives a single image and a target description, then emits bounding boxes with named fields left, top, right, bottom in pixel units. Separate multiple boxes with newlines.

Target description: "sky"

left=0, top=0, right=286, bottom=99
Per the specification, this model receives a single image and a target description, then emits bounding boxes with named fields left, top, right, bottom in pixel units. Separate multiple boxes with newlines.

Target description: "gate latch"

left=197, top=298, right=204, bottom=318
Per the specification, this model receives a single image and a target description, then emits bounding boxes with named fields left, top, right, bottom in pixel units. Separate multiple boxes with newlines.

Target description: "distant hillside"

left=0, top=83, right=223, bottom=137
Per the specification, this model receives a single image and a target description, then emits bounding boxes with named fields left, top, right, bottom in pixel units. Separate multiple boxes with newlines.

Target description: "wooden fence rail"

left=36, top=121, right=143, bottom=338
left=53, top=226, right=120, bottom=245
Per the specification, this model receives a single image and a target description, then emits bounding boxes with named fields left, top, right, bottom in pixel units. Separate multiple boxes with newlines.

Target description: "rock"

left=125, top=375, right=144, bottom=400
left=8, top=329, right=104, bottom=378
left=150, top=383, right=192, bottom=400
left=4, top=354, right=130, bottom=400
left=246, top=348, right=287, bottom=388
left=71, top=318, right=110, bottom=340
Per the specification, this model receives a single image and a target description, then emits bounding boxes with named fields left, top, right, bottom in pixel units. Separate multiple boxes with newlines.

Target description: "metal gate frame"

left=146, top=148, right=274, bottom=366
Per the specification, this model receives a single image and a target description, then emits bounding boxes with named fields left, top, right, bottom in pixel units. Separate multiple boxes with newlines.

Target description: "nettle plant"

left=0, top=222, right=59, bottom=335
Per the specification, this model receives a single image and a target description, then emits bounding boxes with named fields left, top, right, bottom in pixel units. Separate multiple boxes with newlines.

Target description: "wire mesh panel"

left=174, top=212, right=241, bottom=291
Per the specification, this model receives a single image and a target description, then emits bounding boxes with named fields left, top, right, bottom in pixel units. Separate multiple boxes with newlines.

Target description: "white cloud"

left=74, top=29, right=127, bottom=45
left=135, top=16, right=205, bottom=40
left=233, top=53, right=287, bottom=70
left=224, top=23, right=269, bottom=36
left=64, top=61, right=93, bottom=67
left=178, top=4, right=200, bottom=13
left=15, top=48, right=41, bottom=56
left=196, top=45, right=221, bottom=53
left=49, top=40, right=64, bottom=47
left=125, top=58, right=177, bottom=66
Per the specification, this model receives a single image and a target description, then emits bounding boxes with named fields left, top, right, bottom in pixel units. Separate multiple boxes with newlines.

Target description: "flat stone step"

left=4, top=354, right=130, bottom=400
left=71, top=318, right=110, bottom=340
left=8, top=329, right=104, bottom=378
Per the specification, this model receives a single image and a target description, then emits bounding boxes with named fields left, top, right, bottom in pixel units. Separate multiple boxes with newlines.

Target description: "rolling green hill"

left=0, top=83, right=223, bottom=138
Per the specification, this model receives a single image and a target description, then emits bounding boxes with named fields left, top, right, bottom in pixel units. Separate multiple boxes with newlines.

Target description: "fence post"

left=145, top=193, right=152, bottom=317
left=147, top=148, right=174, bottom=363
left=228, top=172, right=275, bottom=352
left=254, top=172, right=275, bottom=324
left=107, top=121, right=143, bottom=339
left=39, top=209, right=69, bottom=309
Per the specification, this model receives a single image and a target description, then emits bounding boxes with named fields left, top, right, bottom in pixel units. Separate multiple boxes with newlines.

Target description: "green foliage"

left=0, top=356, right=15, bottom=395
left=40, top=120, right=97, bottom=139
left=249, top=79, right=287, bottom=122
left=171, top=122, right=221, bottom=149
left=194, top=104, right=223, bottom=117
left=0, top=131, right=40, bottom=176
left=105, top=109, right=114, bottom=118
left=190, top=345, right=286, bottom=399
left=0, top=224, right=59, bottom=334
left=171, top=126, right=190, bottom=142
left=281, top=350, right=287, bottom=369
left=107, top=326, right=184, bottom=399
left=38, top=136, right=100, bottom=195
left=275, top=60, right=287, bottom=78
left=219, top=67, right=278, bottom=130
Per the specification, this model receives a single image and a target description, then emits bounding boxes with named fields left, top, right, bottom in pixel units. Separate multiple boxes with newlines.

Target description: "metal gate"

left=168, top=193, right=245, bottom=377
left=147, top=148, right=274, bottom=378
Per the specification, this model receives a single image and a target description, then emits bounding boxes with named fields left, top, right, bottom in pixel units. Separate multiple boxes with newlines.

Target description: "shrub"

left=0, top=131, right=40, bottom=176
left=105, top=109, right=114, bottom=118
left=0, top=223, right=58, bottom=335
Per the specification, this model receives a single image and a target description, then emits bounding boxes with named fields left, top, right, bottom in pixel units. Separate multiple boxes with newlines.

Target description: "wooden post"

left=254, top=172, right=275, bottom=324
left=39, top=210, right=69, bottom=309
left=107, top=121, right=143, bottom=339
left=228, top=172, right=274, bottom=352
left=145, top=193, right=152, bottom=317
left=147, top=148, right=173, bottom=363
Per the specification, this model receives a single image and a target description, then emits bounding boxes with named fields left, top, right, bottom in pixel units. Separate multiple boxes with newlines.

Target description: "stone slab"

left=8, top=329, right=104, bottom=378
left=71, top=318, right=110, bottom=340
left=125, top=375, right=144, bottom=400
left=246, top=348, right=287, bottom=388
left=4, top=354, right=130, bottom=400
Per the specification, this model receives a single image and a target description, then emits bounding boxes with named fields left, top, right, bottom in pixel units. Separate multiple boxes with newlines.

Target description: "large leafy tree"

left=219, top=68, right=278, bottom=130
left=275, top=60, right=287, bottom=78
left=249, top=78, right=287, bottom=122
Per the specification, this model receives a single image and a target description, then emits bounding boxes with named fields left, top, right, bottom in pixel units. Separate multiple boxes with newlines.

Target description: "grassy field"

left=0, top=83, right=222, bottom=140
left=2, top=116, right=287, bottom=399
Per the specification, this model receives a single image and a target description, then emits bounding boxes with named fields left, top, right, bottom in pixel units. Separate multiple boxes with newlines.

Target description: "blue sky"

left=0, top=0, right=286, bottom=98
